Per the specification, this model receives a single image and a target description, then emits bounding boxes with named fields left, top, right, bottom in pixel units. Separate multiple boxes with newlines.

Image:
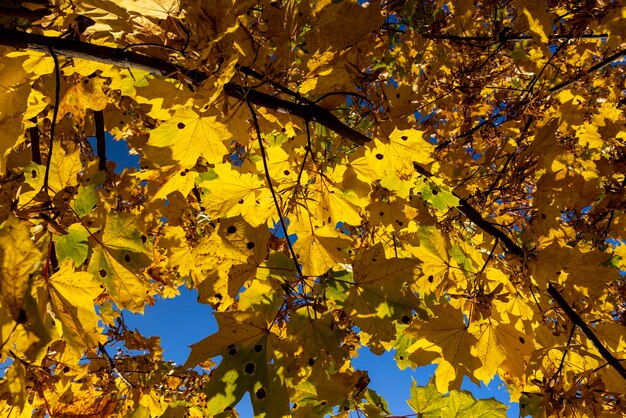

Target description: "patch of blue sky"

left=87, top=132, right=139, bottom=173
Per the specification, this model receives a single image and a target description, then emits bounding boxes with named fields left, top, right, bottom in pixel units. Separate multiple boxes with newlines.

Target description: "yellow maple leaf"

left=148, top=107, right=231, bottom=168
left=33, top=260, right=106, bottom=361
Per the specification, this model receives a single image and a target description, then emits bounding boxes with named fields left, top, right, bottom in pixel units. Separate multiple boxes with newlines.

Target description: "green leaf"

left=408, top=380, right=507, bottom=418
left=54, top=223, right=89, bottom=266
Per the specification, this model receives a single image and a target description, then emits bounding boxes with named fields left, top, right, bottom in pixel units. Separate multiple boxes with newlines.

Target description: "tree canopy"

left=0, top=0, right=625, bottom=416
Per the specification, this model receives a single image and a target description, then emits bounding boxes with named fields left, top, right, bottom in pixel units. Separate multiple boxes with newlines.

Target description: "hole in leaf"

left=244, top=362, right=256, bottom=374
left=99, top=269, right=107, bottom=278
left=63, top=366, right=70, bottom=373
left=180, top=171, right=186, bottom=176
left=283, top=170, right=290, bottom=175
left=379, top=211, right=384, bottom=216
left=255, top=388, right=266, bottom=400
left=427, top=275, right=434, bottom=283
left=541, top=213, right=546, bottom=219
left=308, top=358, right=315, bottom=366
left=375, top=153, right=383, bottom=160
left=401, top=135, right=408, bottom=141
left=432, top=189, right=438, bottom=195
left=177, top=122, right=185, bottom=129
left=141, top=235, right=147, bottom=244
left=401, top=315, right=410, bottom=324
left=246, top=242, right=255, bottom=250
left=31, top=169, right=37, bottom=178
left=124, top=253, right=131, bottom=263
left=227, top=344, right=237, bottom=356
left=215, top=293, right=222, bottom=300
left=320, top=401, right=327, bottom=406
left=227, top=225, right=237, bottom=234
left=238, top=199, right=244, bottom=204
left=519, top=336, right=525, bottom=344
left=254, top=344, right=263, bottom=353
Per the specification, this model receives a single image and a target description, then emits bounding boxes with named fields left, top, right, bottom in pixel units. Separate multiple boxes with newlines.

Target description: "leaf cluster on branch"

left=0, top=0, right=625, bottom=416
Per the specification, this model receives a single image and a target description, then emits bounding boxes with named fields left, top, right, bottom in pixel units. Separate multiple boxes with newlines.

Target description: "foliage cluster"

left=0, top=0, right=625, bottom=416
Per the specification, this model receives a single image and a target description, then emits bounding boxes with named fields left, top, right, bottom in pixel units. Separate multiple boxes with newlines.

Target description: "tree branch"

left=0, top=28, right=371, bottom=146
left=94, top=110, right=106, bottom=171
left=413, top=162, right=626, bottom=381
left=547, top=284, right=626, bottom=380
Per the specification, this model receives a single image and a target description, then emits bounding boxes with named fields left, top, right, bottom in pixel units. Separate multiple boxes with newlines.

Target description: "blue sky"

left=98, top=135, right=520, bottom=416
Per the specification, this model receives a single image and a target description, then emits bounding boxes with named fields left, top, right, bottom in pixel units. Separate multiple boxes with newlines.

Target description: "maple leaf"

left=148, top=107, right=232, bottom=168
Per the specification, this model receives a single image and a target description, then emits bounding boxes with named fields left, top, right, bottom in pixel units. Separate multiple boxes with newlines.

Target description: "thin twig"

left=42, top=46, right=60, bottom=192
left=97, top=342, right=134, bottom=388
left=246, top=100, right=303, bottom=278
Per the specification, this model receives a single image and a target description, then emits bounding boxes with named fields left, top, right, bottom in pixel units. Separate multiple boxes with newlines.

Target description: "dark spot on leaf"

left=379, top=211, right=384, bottom=216
left=83, top=78, right=89, bottom=84
left=215, top=293, right=222, bottom=300
left=254, top=344, right=263, bottom=353
left=255, top=388, right=266, bottom=400
left=344, top=406, right=350, bottom=411
left=432, top=189, right=438, bottom=195
left=375, top=153, right=383, bottom=160
left=336, top=247, right=341, bottom=251
left=141, top=235, right=147, bottom=244
left=399, top=355, right=404, bottom=360
left=428, top=275, right=434, bottom=283
left=31, top=169, right=37, bottom=178
left=177, top=122, right=185, bottom=129
left=227, top=225, right=237, bottom=234
left=308, top=357, right=315, bottom=366
left=227, top=344, right=237, bottom=356
left=320, top=401, right=327, bottom=406
left=401, top=135, right=408, bottom=141
left=521, top=403, right=526, bottom=409
left=401, top=315, right=410, bottom=324
left=180, top=171, right=186, bottom=176
left=244, top=362, right=255, bottom=374
left=395, top=93, right=400, bottom=98
left=556, top=271, right=561, bottom=275
left=99, top=269, right=107, bottom=278
left=99, top=284, right=104, bottom=289
left=246, top=242, right=255, bottom=250
left=519, top=336, right=525, bottom=344
left=238, top=199, right=244, bottom=204
left=124, top=253, right=131, bottom=263
left=284, top=170, right=290, bottom=175
left=347, top=249, right=352, bottom=254
left=541, top=213, right=546, bottom=219
left=63, top=366, right=70, bottom=373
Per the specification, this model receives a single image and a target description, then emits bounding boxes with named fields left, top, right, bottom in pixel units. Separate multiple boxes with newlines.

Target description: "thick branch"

left=547, top=284, right=626, bottom=380
left=414, top=162, right=626, bottom=381
left=94, top=110, right=106, bottom=171
left=549, top=47, right=626, bottom=93
left=424, top=32, right=608, bottom=43
left=0, top=28, right=370, bottom=146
